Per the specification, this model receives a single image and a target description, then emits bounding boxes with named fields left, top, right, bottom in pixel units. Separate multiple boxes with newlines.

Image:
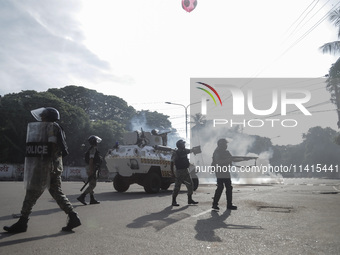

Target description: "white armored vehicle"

left=105, top=129, right=199, bottom=193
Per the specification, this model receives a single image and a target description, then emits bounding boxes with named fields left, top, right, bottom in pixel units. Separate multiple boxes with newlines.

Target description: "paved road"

left=0, top=178, right=339, bottom=255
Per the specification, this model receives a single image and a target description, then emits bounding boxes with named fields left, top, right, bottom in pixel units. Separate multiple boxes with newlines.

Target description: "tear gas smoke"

left=190, top=123, right=283, bottom=185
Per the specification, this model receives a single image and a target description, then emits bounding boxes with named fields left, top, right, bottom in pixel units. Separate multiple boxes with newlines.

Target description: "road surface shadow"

left=127, top=205, right=190, bottom=231
left=80, top=189, right=193, bottom=203
left=0, top=231, right=73, bottom=247
left=0, top=207, right=66, bottom=222
left=195, top=210, right=263, bottom=242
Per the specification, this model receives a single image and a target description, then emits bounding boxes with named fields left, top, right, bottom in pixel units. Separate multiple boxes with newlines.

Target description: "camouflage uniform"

left=173, top=168, right=194, bottom=197
left=4, top=107, right=80, bottom=233
left=77, top=136, right=101, bottom=205
left=21, top=122, right=73, bottom=218
left=83, top=146, right=98, bottom=195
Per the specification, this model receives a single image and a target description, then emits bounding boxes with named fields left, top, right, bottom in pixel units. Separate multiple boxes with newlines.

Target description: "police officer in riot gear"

left=3, top=107, right=81, bottom=233
left=212, top=138, right=238, bottom=210
left=77, top=135, right=102, bottom=205
left=171, top=139, right=198, bottom=206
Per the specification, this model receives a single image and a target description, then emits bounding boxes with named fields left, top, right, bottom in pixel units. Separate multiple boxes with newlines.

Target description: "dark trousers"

left=213, top=178, right=233, bottom=206
left=172, top=168, right=193, bottom=198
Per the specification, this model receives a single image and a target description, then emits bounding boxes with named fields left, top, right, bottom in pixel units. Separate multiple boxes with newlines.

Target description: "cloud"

left=0, top=0, right=124, bottom=95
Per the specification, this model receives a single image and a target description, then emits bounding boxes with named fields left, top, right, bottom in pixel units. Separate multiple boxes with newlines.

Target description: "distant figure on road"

left=171, top=139, right=198, bottom=206
left=77, top=135, right=102, bottom=205
left=211, top=138, right=240, bottom=210
left=3, top=107, right=81, bottom=233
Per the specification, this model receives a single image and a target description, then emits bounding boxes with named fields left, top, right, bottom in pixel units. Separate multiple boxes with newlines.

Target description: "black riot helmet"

left=88, top=135, right=102, bottom=146
left=151, top=129, right=159, bottom=135
left=217, top=138, right=228, bottom=148
left=176, top=139, right=186, bottom=149
left=31, top=107, right=60, bottom=122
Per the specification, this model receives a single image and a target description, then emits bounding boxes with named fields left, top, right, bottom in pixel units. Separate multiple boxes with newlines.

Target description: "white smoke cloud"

left=128, top=112, right=180, bottom=148
left=190, top=122, right=283, bottom=184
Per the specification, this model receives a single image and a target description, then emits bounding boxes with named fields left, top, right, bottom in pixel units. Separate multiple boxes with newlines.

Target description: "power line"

left=278, top=1, right=340, bottom=60
left=285, top=0, right=321, bottom=40
left=214, top=2, right=340, bottom=102
left=289, top=0, right=333, bottom=39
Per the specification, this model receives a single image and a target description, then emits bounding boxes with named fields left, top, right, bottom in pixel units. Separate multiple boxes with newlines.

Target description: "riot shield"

left=24, top=122, right=52, bottom=191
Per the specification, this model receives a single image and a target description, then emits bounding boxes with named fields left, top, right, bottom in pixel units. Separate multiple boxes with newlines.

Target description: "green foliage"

left=48, top=86, right=135, bottom=125
left=319, top=8, right=340, bottom=55
left=326, top=58, right=340, bottom=104
left=0, top=86, right=172, bottom=165
left=87, top=119, right=126, bottom=155
left=0, top=90, right=89, bottom=164
left=271, top=126, right=340, bottom=178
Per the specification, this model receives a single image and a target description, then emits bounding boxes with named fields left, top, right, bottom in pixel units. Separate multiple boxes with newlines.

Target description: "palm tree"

left=321, top=8, right=340, bottom=129
left=320, top=8, right=340, bottom=54
left=326, top=58, right=340, bottom=128
left=190, top=113, right=206, bottom=130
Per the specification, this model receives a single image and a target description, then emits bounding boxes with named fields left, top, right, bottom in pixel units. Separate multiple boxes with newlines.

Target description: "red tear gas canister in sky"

left=182, top=0, right=197, bottom=13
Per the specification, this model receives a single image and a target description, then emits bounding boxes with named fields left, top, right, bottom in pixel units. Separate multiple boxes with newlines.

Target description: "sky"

left=1, top=0, right=340, bottom=146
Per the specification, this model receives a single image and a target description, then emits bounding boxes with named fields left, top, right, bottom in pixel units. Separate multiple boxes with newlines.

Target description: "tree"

left=128, top=110, right=171, bottom=131
left=0, top=86, right=174, bottom=165
left=270, top=126, right=340, bottom=178
left=48, top=86, right=136, bottom=126
left=0, top=90, right=89, bottom=164
left=87, top=119, right=126, bottom=155
left=190, top=113, right=206, bottom=130
left=320, top=8, right=340, bottom=128
left=319, top=8, right=340, bottom=55
left=326, top=58, right=340, bottom=128
left=301, top=126, right=340, bottom=167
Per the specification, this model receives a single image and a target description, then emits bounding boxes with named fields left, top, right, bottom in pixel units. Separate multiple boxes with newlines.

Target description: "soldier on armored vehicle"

left=105, top=129, right=200, bottom=194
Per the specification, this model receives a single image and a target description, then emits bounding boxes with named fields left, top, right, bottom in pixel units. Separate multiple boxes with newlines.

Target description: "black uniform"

left=212, top=146, right=236, bottom=210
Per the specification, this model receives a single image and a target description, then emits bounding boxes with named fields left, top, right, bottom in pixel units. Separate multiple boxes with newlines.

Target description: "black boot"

left=77, top=193, right=87, bottom=205
left=226, top=186, right=236, bottom=210
left=227, top=204, right=237, bottom=210
left=212, top=195, right=220, bottom=210
left=90, top=194, right=100, bottom=204
left=62, top=211, right=81, bottom=232
left=188, top=195, right=198, bottom=205
left=172, top=196, right=179, bottom=206
left=212, top=204, right=220, bottom=210
left=3, top=216, right=29, bottom=233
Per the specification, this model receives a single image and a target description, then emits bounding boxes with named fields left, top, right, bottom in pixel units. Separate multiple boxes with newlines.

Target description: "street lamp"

left=165, top=100, right=207, bottom=140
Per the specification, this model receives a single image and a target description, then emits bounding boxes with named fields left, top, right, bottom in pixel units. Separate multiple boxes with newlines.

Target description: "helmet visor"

left=89, top=135, right=102, bottom=144
left=31, top=107, right=46, bottom=121
left=95, top=136, right=102, bottom=144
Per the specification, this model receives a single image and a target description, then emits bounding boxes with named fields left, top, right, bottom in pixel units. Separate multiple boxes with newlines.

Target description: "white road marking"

left=192, top=209, right=212, bottom=218
left=333, top=186, right=340, bottom=192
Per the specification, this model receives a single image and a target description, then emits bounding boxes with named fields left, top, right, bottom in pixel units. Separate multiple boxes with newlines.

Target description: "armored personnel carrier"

left=105, top=129, right=199, bottom=193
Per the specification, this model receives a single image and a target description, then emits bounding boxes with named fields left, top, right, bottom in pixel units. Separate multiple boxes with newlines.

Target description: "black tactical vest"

left=174, top=149, right=190, bottom=169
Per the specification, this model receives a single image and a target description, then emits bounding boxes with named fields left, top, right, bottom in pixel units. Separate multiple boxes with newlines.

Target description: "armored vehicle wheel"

left=113, top=174, right=130, bottom=192
left=144, top=172, right=161, bottom=194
